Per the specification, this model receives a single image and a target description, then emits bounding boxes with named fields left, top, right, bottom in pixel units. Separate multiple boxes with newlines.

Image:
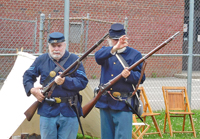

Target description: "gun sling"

left=69, top=95, right=85, bottom=137
left=24, top=33, right=109, bottom=122
left=82, top=32, right=179, bottom=118
left=114, top=53, right=146, bottom=121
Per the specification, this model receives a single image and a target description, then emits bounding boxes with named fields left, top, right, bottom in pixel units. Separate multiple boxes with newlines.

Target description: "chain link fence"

left=0, top=0, right=199, bottom=111
left=42, top=16, right=124, bottom=81
left=0, top=17, right=37, bottom=82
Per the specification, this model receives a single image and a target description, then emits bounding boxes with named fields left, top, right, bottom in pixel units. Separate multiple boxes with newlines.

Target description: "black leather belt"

left=45, top=96, right=75, bottom=106
left=55, top=96, right=74, bottom=103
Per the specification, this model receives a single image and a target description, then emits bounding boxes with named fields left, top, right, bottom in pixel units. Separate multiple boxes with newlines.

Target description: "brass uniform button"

left=50, top=71, right=56, bottom=77
left=111, top=74, right=113, bottom=76
left=113, top=62, right=116, bottom=64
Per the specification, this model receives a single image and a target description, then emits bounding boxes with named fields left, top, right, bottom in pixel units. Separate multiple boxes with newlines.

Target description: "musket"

left=24, top=33, right=109, bottom=121
left=82, top=31, right=180, bottom=118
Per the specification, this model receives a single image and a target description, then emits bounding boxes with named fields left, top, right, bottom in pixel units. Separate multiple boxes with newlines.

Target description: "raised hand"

left=112, top=35, right=129, bottom=53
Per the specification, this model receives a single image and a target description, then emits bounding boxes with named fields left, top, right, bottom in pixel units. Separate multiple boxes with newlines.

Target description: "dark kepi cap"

left=109, top=23, right=125, bottom=39
left=48, top=32, right=65, bottom=43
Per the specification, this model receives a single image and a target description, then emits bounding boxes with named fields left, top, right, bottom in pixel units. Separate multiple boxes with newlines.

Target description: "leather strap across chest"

left=43, top=53, right=71, bottom=87
left=115, top=53, right=146, bottom=98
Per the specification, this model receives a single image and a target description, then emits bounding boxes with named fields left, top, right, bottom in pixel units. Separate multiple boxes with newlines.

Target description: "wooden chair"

left=133, top=87, right=162, bottom=137
left=162, top=86, right=196, bottom=137
left=132, top=115, right=150, bottom=139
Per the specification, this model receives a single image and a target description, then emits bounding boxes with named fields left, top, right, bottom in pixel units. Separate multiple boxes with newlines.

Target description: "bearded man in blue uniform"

left=23, top=32, right=88, bottom=139
left=95, top=23, right=145, bottom=139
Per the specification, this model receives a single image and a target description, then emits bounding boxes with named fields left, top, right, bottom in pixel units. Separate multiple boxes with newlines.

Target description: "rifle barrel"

left=24, top=33, right=109, bottom=121
left=43, top=33, right=109, bottom=95
left=82, top=31, right=180, bottom=117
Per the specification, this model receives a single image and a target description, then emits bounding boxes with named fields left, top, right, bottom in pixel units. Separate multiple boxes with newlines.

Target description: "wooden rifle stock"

left=24, top=101, right=40, bottom=121
left=24, top=33, right=109, bottom=121
left=82, top=31, right=180, bottom=118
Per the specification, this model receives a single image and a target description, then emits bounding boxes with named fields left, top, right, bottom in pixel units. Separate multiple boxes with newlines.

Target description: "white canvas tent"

left=0, top=52, right=100, bottom=138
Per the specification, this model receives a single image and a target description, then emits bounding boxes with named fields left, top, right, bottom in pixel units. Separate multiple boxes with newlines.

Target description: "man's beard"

left=50, top=51, right=62, bottom=60
left=107, top=39, right=113, bottom=46
left=107, top=38, right=127, bottom=53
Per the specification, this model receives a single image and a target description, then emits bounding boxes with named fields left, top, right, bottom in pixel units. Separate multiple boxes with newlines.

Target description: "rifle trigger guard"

left=99, top=84, right=110, bottom=96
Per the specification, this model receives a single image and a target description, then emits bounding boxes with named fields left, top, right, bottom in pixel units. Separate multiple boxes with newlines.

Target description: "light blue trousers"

left=100, top=109, right=132, bottom=139
left=40, top=114, right=78, bottom=139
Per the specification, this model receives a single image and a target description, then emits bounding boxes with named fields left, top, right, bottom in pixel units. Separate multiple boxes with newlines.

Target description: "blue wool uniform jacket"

left=23, top=51, right=88, bottom=117
left=95, top=46, right=145, bottom=111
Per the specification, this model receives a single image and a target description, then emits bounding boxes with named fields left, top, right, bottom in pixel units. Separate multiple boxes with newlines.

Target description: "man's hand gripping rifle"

left=24, top=33, right=109, bottom=121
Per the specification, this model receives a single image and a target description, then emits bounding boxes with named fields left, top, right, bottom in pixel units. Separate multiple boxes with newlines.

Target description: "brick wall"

left=0, top=0, right=184, bottom=78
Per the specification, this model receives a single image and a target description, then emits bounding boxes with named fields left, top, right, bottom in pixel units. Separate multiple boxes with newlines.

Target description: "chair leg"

left=142, top=116, right=146, bottom=131
left=189, top=114, right=196, bottom=138
left=182, top=114, right=186, bottom=131
left=163, top=113, right=167, bottom=133
left=132, top=115, right=141, bottom=136
left=132, top=131, right=138, bottom=139
left=138, top=125, right=150, bottom=139
left=132, top=124, right=149, bottom=139
left=151, top=116, right=162, bottom=137
left=167, top=113, right=173, bottom=137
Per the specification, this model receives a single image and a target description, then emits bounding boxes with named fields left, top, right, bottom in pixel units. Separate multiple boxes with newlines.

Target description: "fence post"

left=33, top=17, right=37, bottom=53
left=46, top=14, right=51, bottom=53
left=85, top=13, right=89, bottom=52
left=124, top=17, right=128, bottom=34
left=64, top=0, right=70, bottom=51
left=39, top=13, right=45, bottom=53
left=187, top=0, right=194, bottom=105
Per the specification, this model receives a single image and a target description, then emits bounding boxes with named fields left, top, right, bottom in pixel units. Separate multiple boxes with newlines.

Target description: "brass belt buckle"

left=112, top=92, right=121, bottom=97
left=54, top=97, right=61, bottom=103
